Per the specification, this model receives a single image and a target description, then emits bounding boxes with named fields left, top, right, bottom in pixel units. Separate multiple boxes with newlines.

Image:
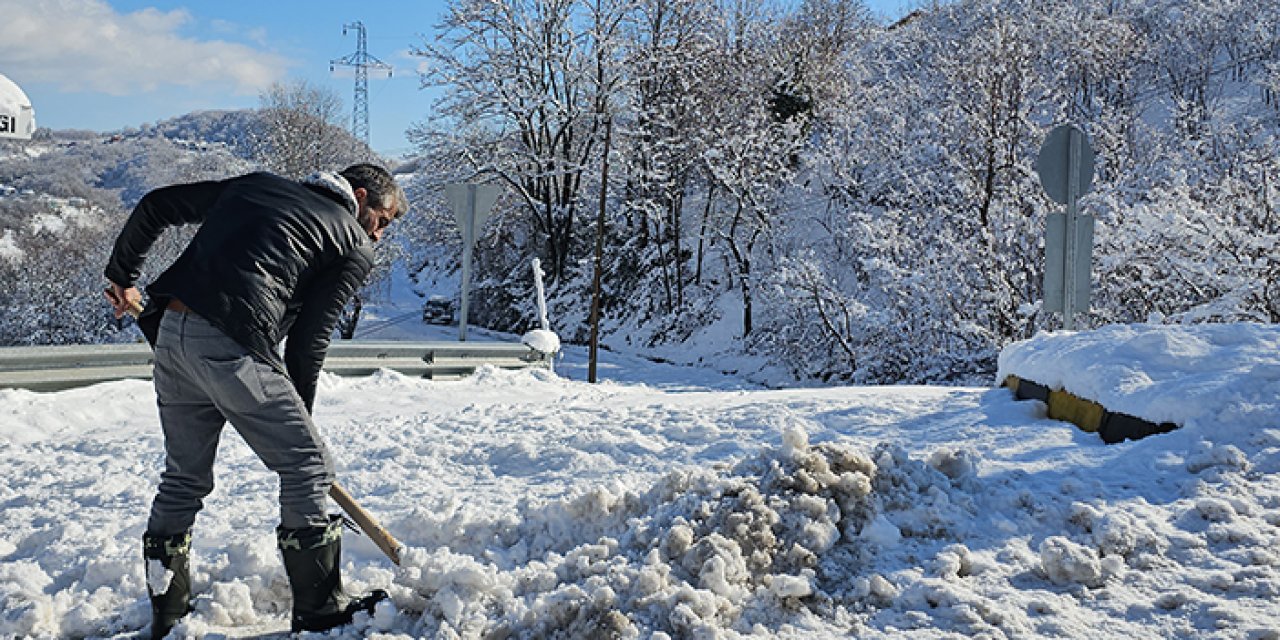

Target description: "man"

left=104, top=164, right=408, bottom=637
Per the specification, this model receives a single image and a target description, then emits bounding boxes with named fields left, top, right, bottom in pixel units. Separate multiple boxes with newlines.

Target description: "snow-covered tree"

left=415, top=0, right=623, bottom=283
left=612, top=0, right=718, bottom=320
left=254, top=80, right=377, bottom=179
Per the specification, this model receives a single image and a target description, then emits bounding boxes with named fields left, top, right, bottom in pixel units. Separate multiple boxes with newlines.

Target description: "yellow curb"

left=1046, top=388, right=1105, bottom=432
left=1002, top=375, right=1176, bottom=443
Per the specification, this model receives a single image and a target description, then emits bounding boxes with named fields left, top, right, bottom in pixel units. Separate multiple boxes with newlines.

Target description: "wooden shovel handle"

left=105, top=286, right=146, bottom=318
left=330, top=483, right=404, bottom=565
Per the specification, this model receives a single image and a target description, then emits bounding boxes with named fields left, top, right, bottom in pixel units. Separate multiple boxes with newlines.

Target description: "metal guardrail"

left=0, top=340, right=553, bottom=392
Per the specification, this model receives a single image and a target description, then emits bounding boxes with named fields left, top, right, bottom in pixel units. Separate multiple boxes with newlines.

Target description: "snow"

left=997, top=323, right=1280, bottom=431
left=0, top=229, right=22, bottom=263
left=520, top=329, right=561, bottom=355
left=1, top=321, right=1279, bottom=639
left=146, top=561, right=174, bottom=597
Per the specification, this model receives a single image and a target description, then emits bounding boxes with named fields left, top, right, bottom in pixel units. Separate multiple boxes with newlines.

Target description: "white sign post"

left=1036, top=124, right=1096, bottom=330
left=531, top=258, right=550, bottom=331
left=444, top=183, right=501, bottom=341
left=521, top=258, right=559, bottom=373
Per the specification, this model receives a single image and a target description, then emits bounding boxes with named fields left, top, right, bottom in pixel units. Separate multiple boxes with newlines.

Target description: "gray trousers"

left=147, top=309, right=334, bottom=535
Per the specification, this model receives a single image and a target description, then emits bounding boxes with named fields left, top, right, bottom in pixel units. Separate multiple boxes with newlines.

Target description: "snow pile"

left=390, top=426, right=977, bottom=639
left=521, top=329, right=561, bottom=355
left=0, top=228, right=22, bottom=262
left=1037, top=536, right=1117, bottom=588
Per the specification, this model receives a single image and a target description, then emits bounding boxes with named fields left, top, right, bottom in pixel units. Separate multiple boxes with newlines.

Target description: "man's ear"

left=352, top=187, right=369, bottom=208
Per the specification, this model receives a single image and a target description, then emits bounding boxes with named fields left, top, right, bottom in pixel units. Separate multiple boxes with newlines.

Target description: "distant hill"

left=0, top=107, right=407, bottom=346
left=142, top=110, right=263, bottom=158
left=0, top=107, right=384, bottom=209
left=1, top=110, right=260, bottom=210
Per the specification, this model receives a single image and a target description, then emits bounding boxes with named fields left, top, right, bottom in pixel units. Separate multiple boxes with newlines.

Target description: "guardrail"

left=0, top=340, right=553, bottom=392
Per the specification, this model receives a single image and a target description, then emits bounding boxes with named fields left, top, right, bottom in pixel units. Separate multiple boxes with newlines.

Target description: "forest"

left=1, top=0, right=1277, bottom=385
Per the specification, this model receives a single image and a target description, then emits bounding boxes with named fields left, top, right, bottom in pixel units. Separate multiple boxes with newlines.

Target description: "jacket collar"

left=301, top=171, right=358, bottom=213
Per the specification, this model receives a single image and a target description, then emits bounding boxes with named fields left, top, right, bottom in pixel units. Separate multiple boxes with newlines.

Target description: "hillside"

left=0, top=113, right=260, bottom=346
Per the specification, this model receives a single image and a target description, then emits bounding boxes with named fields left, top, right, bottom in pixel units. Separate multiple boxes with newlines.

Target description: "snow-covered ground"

left=1, top=320, right=1278, bottom=639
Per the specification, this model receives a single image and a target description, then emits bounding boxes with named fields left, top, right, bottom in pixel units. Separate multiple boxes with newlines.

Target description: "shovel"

left=108, top=288, right=404, bottom=565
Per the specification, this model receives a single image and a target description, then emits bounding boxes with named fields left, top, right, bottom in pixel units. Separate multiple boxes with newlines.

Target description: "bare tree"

left=617, top=0, right=718, bottom=315
left=697, top=0, right=806, bottom=337
left=254, top=80, right=375, bottom=179
left=415, top=0, right=630, bottom=283
left=415, top=0, right=589, bottom=283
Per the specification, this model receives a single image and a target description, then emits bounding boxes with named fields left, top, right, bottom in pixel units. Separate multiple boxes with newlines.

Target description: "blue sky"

left=1, top=0, right=914, bottom=156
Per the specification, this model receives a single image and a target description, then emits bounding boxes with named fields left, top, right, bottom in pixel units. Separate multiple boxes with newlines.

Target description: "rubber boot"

left=143, top=531, right=193, bottom=640
left=278, top=515, right=388, bottom=632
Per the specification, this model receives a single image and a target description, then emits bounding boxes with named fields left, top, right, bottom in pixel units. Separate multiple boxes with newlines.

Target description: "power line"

left=330, top=21, right=393, bottom=145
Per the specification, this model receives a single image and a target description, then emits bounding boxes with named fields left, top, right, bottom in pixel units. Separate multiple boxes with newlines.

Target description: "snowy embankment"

left=1, top=324, right=1278, bottom=638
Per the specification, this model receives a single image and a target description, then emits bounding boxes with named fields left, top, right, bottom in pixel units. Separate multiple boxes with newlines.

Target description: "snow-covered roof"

left=0, top=73, right=36, bottom=140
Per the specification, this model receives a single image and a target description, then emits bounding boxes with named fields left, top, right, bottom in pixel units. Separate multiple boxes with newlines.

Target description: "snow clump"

left=391, top=425, right=981, bottom=637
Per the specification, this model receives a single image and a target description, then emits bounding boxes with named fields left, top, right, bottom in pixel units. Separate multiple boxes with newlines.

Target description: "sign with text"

left=0, top=73, right=35, bottom=140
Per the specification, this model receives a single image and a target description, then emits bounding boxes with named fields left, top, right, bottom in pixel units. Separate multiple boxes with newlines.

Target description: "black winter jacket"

left=104, top=172, right=374, bottom=411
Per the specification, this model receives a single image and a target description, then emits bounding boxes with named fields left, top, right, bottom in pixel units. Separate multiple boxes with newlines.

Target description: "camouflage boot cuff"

left=143, top=531, right=192, bottom=559
left=277, top=515, right=344, bottom=551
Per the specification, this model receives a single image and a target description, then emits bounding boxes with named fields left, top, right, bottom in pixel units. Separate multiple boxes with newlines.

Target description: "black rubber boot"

left=278, top=515, right=388, bottom=632
left=143, top=531, right=193, bottom=640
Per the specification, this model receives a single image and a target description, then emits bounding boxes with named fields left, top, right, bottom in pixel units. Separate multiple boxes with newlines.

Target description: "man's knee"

left=278, top=459, right=333, bottom=501
left=277, top=465, right=333, bottom=529
left=158, top=469, right=215, bottom=501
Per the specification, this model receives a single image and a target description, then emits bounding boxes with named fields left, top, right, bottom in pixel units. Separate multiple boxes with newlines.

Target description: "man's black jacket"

left=104, top=172, right=374, bottom=411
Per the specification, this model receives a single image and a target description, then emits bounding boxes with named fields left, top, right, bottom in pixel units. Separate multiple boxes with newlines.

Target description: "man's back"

left=146, top=172, right=369, bottom=342
left=105, top=171, right=375, bottom=397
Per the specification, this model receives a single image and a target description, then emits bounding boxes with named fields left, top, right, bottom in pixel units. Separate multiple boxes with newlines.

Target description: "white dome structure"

left=0, top=73, right=36, bottom=140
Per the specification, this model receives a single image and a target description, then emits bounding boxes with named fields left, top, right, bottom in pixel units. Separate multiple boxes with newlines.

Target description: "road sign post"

left=445, top=183, right=501, bottom=341
left=1036, top=125, right=1096, bottom=330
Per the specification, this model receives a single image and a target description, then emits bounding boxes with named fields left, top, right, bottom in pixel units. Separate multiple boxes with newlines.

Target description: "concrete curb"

left=1003, top=375, right=1178, bottom=444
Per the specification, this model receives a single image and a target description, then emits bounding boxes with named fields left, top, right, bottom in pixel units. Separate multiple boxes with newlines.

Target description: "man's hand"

left=105, top=283, right=142, bottom=319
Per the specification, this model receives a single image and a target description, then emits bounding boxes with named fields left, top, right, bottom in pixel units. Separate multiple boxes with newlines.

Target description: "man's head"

left=340, top=163, right=409, bottom=242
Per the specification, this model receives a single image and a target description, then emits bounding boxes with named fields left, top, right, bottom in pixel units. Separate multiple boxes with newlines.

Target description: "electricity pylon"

left=329, top=21, right=391, bottom=145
